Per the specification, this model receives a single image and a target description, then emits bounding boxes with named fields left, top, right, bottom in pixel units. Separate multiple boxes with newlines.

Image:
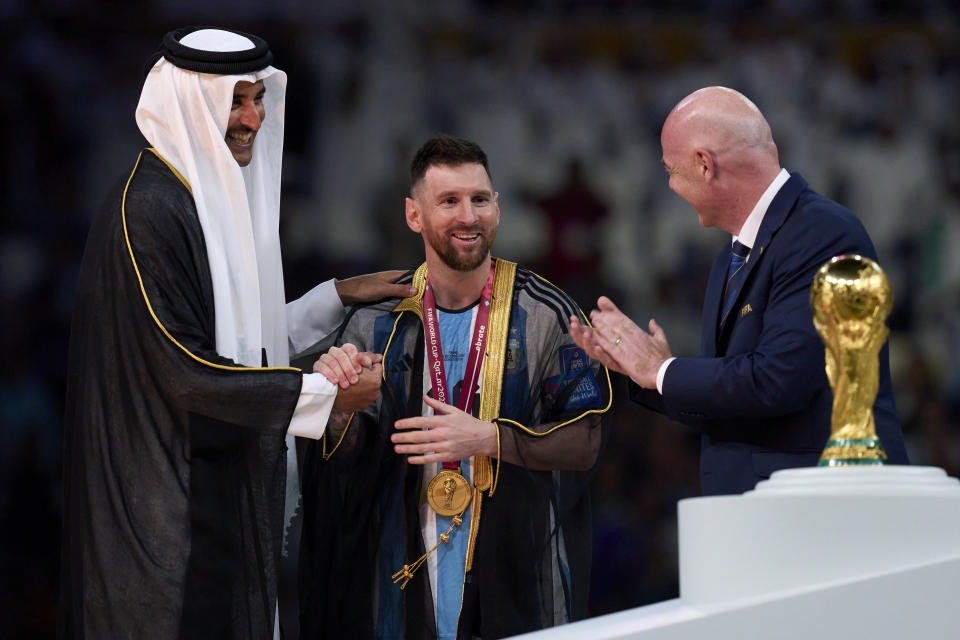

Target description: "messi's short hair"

left=410, top=134, right=491, bottom=191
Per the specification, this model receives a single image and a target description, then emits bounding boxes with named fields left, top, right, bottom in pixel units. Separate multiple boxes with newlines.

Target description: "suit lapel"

left=716, top=174, right=807, bottom=340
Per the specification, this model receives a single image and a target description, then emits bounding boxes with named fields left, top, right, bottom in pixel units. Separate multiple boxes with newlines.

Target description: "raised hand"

left=334, top=270, right=418, bottom=306
left=391, top=395, right=497, bottom=464
left=573, top=296, right=672, bottom=389
left=570, top=314, right=619, bottom=374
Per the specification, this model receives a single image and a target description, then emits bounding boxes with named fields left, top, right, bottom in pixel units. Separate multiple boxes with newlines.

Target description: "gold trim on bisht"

left=393, top=262, right=430, bottom=321
left=122, top=150, right=297, bottom=375
left=391, top=258, right=517, bottom=586
left=467, top=258, right=515, bottom=571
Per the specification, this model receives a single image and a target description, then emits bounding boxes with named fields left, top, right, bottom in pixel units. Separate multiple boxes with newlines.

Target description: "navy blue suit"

left=633, top=174, right=908, bottom=495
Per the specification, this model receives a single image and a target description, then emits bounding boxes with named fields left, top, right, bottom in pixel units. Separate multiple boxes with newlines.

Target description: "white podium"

left=514, top=466, right=960, bottom=639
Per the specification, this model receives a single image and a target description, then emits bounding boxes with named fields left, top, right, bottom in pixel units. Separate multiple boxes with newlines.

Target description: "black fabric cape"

left=299, top=266, right=610, bottom=640
left=59, top=150, right=302, bottom=639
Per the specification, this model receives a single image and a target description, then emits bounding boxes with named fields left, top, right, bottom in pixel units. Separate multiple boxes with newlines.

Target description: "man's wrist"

left=655, top=357, right=676, bottom=394
left=485, top=420, right=499, bottom=458
left=333, top=278, right=350, bottom=306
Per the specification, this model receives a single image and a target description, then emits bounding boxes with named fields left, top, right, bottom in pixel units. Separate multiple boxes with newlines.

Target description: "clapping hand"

left=570, top=296, right=672, bottom=390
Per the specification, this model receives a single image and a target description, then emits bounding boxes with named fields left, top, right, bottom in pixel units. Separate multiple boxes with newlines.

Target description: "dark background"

left=4, top=1, right=960, bottom=637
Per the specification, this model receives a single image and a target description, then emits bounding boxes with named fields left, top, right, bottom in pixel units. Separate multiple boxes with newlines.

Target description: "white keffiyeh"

left=135, top=28, right=289, bottom=370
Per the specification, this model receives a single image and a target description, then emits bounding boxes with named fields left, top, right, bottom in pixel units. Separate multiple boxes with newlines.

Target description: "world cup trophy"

left=810, top=255, right=893, bottom=466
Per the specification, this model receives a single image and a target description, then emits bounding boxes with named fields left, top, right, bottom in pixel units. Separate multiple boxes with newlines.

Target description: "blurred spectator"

left=533, top=157, right=609, bottom=303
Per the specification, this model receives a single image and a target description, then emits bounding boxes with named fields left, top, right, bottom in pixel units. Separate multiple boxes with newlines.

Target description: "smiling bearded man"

left=224, top=79, right=265, bottom=166
left=416, top=160, right=497, bottom=273
left=299, top=134, right=613, bottom=639
left=58, top=27, right=415, bottom=640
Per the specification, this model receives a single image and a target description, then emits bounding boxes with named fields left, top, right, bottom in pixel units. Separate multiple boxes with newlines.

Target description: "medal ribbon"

left=392, top=260, right=501, bottom=590
left=421, top=260, right=495, bottom=470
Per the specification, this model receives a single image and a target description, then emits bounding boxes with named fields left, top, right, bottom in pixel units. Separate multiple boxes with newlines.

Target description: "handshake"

left=313, top=344, right=383, bottom=412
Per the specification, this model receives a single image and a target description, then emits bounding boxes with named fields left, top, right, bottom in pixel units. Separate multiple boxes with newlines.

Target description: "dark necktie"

left=720, top=240, right=750, bottom=323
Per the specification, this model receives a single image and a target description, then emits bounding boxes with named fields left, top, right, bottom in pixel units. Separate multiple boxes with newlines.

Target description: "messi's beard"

left=425, top=225, right=496, bottom=272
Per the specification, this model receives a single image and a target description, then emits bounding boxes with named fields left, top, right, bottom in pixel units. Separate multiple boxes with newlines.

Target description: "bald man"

left=572, top=86, right=908, bottom=495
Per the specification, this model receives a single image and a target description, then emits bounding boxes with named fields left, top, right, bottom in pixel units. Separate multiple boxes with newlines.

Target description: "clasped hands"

left=570, top=296, right=672, bottom=390
left=313, top=344, right=383, bottom=412
left=316, top=270, right=415, bottom=413
left=315, top=347, right=498, bottom=464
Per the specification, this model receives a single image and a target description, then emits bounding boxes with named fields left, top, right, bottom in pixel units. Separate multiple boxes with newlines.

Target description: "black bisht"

left=299, top=267, right=610, bottom=639
left=60, top=151, right=302, bottom=639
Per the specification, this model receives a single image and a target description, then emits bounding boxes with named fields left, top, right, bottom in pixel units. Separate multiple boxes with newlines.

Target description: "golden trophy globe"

left=810, top=255, right=892, bottom=466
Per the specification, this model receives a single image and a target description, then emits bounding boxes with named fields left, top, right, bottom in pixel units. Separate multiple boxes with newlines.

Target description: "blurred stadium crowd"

left=3, top=1, right=959, bottom=635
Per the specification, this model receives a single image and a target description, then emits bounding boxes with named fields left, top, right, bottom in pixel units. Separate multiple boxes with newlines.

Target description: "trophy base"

left=818, top=437, right=888, bottom=466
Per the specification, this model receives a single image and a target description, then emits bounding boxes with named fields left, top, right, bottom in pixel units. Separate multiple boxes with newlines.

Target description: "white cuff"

left=286, top=279, right=346, bottom=357
left=287, top=373, right=339, bottom=439
left=656, top=357, right=676, bottom=395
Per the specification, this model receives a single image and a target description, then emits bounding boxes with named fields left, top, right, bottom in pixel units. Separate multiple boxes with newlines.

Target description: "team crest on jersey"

left=543, top=345, right=601, bottom=409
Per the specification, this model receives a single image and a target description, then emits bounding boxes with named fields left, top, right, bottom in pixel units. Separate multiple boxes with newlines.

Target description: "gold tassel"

left=392, top=514, right=464, bottom=590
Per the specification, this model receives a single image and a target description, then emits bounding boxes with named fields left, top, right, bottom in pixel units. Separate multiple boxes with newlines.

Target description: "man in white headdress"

left=59, top=27, right=414, bottom=639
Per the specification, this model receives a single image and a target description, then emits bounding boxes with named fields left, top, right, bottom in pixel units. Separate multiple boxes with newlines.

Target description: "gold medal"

left=426, top=469, right=472, bottom=517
